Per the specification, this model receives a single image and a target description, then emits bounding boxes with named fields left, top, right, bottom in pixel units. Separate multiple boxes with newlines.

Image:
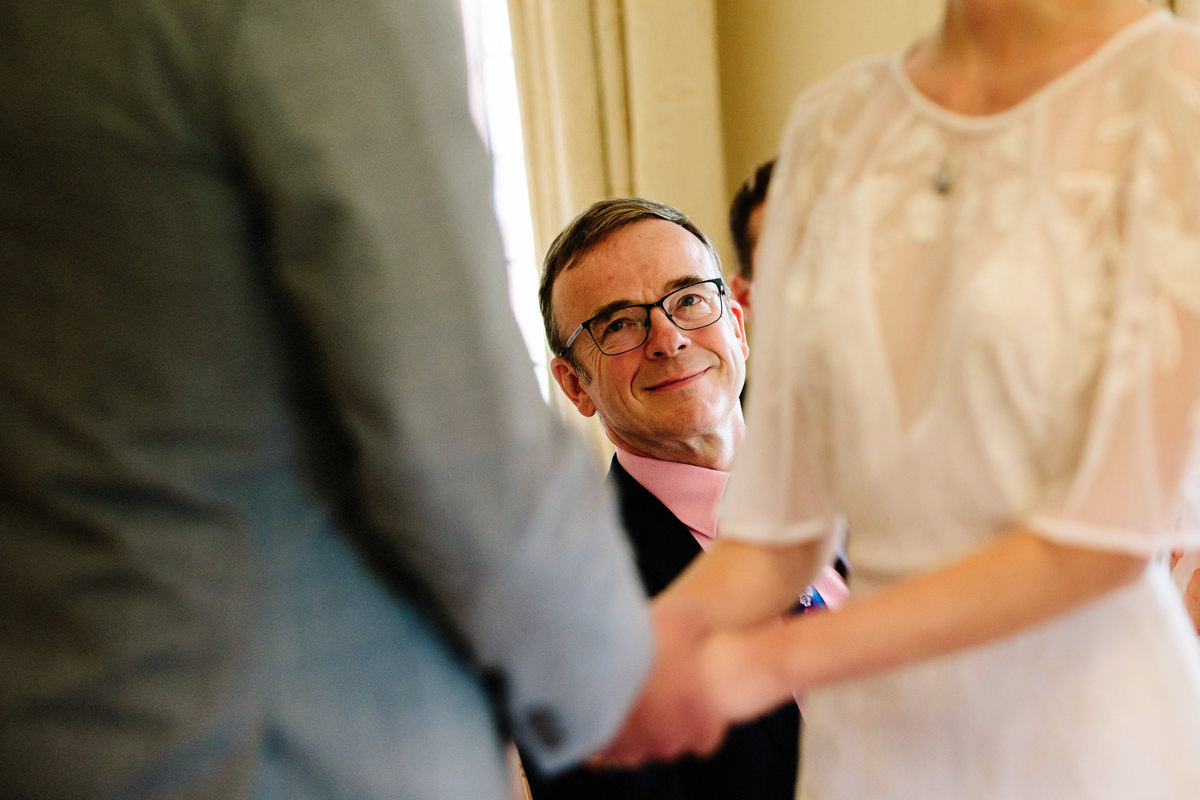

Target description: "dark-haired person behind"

left=727, top=158, right=776, bottom=325
left=522, top=197, right=847, bottom=799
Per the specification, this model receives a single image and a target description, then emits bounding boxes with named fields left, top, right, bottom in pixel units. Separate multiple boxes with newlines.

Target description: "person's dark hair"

left=539, top=197, right=720, bottom=373
left=728, top=158, right=776, bottom=280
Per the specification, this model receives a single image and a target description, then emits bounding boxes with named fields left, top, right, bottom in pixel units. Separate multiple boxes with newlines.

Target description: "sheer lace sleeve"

left=1029, top=37, right=1200, bottom=554
left=718, top=65, right=881, bottom=556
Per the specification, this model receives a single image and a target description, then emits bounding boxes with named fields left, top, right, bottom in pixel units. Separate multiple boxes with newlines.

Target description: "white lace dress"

left=720, top=11, right=1200, bottom=799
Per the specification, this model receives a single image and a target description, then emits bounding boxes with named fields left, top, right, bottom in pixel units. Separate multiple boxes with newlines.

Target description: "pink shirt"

left=615, top=448, right=847, bottom=607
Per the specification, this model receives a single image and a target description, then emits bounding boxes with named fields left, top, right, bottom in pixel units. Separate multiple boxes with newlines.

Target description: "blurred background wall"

left=716, top=0, right=941, bottom=204
left=508, top=0, right=941, bottom=268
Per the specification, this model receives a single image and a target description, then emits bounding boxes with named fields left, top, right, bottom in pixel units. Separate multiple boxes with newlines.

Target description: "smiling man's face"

left=550, top=218, right=749, bottom=468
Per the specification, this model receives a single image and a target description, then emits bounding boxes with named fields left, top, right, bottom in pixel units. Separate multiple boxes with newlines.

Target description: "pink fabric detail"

left=813, top=564, right=848, bottom=609
left=615, top=448, right=727, bottom=550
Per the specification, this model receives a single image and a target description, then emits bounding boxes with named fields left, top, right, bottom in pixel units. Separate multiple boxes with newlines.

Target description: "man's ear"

left=729, top=272, right=753, bottom=325
left=726, top=292, right=750, bottom=360
left=550, top=356, right=597, bottom=417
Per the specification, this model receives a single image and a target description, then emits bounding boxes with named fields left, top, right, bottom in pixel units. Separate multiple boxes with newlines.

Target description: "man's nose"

left=644, top=307, right=689, bottom=356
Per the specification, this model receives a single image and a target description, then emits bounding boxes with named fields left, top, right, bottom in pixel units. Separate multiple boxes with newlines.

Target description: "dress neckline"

left=889, top=8, right=1170, bottom=130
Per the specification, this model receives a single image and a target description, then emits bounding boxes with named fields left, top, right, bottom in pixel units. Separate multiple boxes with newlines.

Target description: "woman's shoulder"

left=1159, top=14, right=1200, bottom=88
left=1116, top=11, right=1200, bottom=96
left=789, top=52, right=895, bottom=122
left=776, top=52, right=897, bottom=157
left=1130, top=14, right=1200, bottom=139
left=1159, top=10, right=1200, bottom=52
left=802, top=52, right=895, bottom=104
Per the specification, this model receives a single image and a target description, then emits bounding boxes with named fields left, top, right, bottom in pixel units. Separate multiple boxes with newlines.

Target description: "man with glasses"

left=543, top=199, right=749, bottom=480
left=522, top=198, right=839, bottom=799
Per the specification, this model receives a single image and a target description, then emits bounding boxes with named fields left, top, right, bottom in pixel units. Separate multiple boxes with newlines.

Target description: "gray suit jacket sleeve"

left=221, top=0, right=652, bottom=769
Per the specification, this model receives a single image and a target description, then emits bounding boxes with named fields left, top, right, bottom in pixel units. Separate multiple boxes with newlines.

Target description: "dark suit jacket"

left=524, top=458, right=800, bottom=800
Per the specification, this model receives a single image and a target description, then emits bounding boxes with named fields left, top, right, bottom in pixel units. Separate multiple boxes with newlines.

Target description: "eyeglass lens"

left=589, top=280, right=724, bottom=355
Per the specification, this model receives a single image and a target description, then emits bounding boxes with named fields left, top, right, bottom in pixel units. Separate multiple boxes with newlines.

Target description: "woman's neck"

left=907, top=0, right=1152, bottom=115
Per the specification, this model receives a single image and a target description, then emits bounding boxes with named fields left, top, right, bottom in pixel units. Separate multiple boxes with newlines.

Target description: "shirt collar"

left=615, top=448, right=728, bottom=546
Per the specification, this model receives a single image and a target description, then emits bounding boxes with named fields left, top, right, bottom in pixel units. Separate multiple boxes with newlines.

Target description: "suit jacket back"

left=0, top=1, right=653, bottom=796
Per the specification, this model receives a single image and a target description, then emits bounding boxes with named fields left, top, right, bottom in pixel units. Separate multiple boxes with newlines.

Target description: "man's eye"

left=676, top=293, right=701, bottom=307
left=603, top=318, right=630, bottom=336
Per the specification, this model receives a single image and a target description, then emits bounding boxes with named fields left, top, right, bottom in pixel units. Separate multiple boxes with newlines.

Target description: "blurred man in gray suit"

left=0, top=1, right=724, bottom=797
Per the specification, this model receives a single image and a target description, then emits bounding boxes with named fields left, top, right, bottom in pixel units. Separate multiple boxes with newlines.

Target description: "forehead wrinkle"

left=584, top=272, right=711, bottom=321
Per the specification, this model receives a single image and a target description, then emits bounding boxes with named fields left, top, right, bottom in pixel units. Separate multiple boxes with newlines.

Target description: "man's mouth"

left=645, top=367, right=708, bottom=391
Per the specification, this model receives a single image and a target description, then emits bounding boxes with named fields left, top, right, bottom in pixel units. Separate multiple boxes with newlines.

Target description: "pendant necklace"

left=933, top=160, right=954, bottom=195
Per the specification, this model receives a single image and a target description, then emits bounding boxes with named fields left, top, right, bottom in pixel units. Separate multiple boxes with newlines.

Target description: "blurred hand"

left=591, top=598, right=727, bottom=767
left=700, top=618, right=795, bottom=725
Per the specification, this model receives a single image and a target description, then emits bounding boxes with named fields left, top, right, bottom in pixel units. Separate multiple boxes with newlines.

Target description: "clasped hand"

left=591, top=597, right=793, bottom=768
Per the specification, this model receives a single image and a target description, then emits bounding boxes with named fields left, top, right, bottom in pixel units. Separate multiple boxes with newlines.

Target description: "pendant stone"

left=934, top=163, right=953, bottom=195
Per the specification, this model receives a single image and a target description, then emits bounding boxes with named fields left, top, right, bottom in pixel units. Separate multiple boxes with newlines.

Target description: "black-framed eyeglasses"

left=558, top=278, right=728, bottom=357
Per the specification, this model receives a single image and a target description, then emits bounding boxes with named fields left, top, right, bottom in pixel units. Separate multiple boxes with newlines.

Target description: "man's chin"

left=650, top=407, right=724, bottom=435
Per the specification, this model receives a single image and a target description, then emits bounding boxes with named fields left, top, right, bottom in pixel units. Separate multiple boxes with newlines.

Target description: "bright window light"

left=458, top=0, right=549, bottom=400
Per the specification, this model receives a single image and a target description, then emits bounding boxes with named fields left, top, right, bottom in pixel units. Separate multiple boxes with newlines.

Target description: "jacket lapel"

left=607, top=457, right=703, bottom=597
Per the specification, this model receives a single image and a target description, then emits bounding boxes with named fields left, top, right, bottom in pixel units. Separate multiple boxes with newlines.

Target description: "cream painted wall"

left=625, top=0, right=731, bottom=269
left=716, top=0, right=942, bottom=200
